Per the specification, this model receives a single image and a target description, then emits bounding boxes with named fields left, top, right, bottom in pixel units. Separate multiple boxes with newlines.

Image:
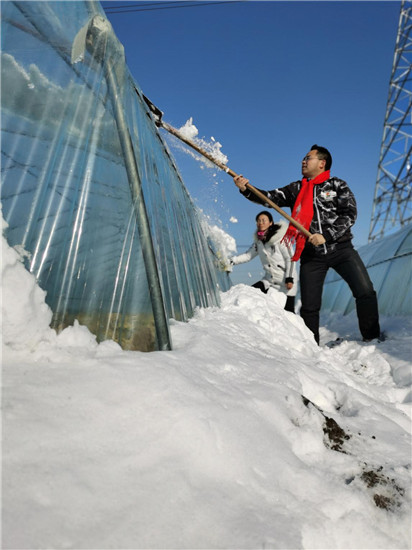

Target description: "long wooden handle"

left=242, top=183, right=311, bottom=238
left=161, top=121, right=311, bottom=238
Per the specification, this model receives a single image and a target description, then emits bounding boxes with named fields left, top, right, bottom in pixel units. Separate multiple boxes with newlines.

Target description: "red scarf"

left=283, top=170, right=330, bottom=261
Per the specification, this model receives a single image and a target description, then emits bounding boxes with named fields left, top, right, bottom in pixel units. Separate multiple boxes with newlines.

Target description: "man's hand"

left=308, top=233, right=326, bottom=247
left=233, top=175, right=249, bottom=191
left=285, top=282, right=294, bottom=290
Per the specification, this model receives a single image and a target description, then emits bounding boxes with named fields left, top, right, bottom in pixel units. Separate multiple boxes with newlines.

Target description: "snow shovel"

left=142, top=94, right=312, bottom=239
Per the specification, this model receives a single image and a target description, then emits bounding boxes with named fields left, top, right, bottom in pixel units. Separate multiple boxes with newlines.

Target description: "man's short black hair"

left=311, top=144, right=332, bottom=170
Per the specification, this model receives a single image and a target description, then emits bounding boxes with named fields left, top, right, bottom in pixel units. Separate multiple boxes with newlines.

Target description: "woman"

left=229, top=211, right=297, bottom=313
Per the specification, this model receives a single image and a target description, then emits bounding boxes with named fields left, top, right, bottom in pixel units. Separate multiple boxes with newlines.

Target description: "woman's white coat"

left=231, top=220, right=297, bottom=296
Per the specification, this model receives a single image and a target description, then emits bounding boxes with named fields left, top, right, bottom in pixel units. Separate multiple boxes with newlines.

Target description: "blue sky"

left=102, top=0, right=400, bottom=284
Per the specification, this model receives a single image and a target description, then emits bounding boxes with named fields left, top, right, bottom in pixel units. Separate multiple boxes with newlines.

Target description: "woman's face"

left=256, top=214, right=272, bottom=232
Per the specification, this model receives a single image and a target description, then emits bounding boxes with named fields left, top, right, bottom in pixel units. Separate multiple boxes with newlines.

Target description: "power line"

left=104, top=1, right=191, bottom=10
left=103, top=1, right=243, bottom=14
left=103, top=1, right=244, bottom=15
left=104, top=1, right=199, bottom=8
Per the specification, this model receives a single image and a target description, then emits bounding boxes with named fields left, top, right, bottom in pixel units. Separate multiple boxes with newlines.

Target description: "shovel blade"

left=142, top=94, right=163, bottom=127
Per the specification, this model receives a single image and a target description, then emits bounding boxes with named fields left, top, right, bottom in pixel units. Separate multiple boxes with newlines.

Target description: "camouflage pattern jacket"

left=241, top=176, right=357, bottom=256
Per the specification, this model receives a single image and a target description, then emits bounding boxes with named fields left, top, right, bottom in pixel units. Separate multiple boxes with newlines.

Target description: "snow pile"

left=1, top=216, right=55, bottom=351
left=199, top=213, right=237, bottom=264
left=2, top=227, right=411, bottom=549
left=175, top=117, right=229, bottom=167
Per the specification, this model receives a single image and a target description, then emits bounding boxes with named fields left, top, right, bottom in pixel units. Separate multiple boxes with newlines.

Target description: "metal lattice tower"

left=369, top=1, right=412, bottom=242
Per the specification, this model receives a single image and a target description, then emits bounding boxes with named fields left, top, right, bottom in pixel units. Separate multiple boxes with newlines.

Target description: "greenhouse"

left=1, top=1, right=410, bottom=354
left=1, top=1, right=230, bottom=352
left=322, top=224, right=412, bottom=317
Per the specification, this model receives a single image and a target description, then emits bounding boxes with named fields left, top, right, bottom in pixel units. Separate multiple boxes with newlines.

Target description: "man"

left=233, top=144, right=381, bottom=345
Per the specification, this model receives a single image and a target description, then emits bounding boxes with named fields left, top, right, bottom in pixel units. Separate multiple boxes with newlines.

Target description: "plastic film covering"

left=322, top=224, right=412, bottom=316
left=1, top=1, right=231, bottom=351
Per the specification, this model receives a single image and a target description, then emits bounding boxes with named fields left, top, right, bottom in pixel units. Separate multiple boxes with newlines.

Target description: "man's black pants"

left=299, top=244, right=380, bottom=344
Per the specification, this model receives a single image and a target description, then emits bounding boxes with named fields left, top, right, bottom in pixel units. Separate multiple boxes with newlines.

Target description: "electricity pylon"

left=369, top=0, right=412, bottom=242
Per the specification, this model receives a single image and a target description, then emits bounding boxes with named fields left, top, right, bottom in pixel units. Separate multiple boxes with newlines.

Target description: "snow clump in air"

left=177, top=117, right=229, bottom=166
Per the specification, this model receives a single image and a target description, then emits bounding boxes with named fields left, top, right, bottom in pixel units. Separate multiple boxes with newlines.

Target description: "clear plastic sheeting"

left=1, top=1, right=231, bottom=351
left=322, top=224, right=412, bottom=316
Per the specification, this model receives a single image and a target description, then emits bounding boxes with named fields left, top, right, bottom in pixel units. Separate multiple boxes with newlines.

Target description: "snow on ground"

left=2, top=230, right=411, bottom=550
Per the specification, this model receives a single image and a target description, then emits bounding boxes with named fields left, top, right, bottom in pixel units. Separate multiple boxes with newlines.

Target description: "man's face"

left=301, top=150, right=325, bottom=179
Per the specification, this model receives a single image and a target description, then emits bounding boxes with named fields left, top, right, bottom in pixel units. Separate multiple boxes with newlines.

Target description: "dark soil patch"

left=301, top=395, right=351, bottom=452
left=361, top=468, right=405, bottom=510
left=301, top=395, right=405, bottom=511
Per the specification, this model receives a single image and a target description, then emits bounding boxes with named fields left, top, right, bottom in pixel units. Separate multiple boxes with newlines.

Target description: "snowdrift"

left=2, top=229, right=411, bottom=549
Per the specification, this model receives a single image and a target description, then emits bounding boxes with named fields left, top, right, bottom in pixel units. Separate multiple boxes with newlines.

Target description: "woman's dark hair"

left=255, top=210, right=273, bottom=223
left=265, top=223, right=282, bottom=241
left=255, top=211, right=281, bottom=242
left=311, top=144, right=332, bottom=170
